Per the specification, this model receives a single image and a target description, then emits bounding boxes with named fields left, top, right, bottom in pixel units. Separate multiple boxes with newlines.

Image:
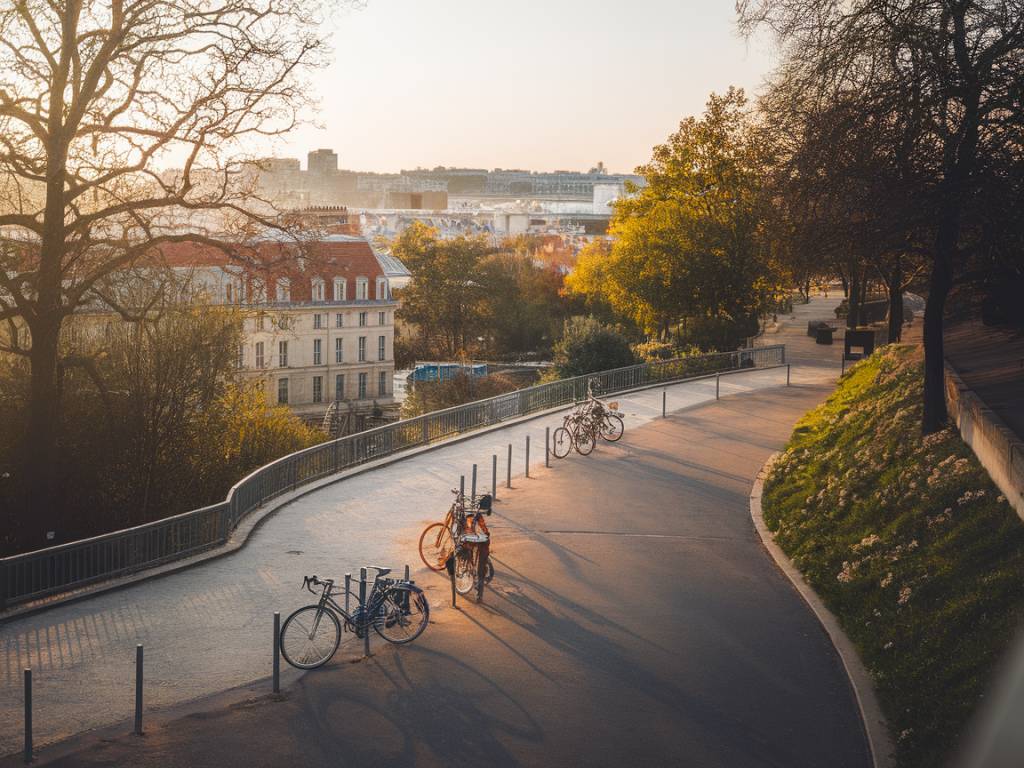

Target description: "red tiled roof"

left=154, top=238, right=386, bottom=301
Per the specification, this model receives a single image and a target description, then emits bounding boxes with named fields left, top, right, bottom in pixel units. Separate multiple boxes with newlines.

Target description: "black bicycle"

left=279, top=566, right=429, bottom=669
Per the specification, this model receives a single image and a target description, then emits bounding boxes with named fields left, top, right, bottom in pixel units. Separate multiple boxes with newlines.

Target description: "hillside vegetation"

left=763, top=345, right=1024, bottom=768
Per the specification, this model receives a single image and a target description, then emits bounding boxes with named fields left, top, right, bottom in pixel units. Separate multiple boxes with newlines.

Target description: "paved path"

left=2, top=378, right=869, bottom=767
left=0, top=295, right=852, bottom=761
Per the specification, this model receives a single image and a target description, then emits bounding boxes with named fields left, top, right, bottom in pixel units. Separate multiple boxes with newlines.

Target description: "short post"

left=404, top=564, right=410, bottom=581
left=134, top=644, right=144, bottom=736
left=272, top=613, right=281, bottom=694
left=492, top=454, right=498, bottom=500
left=403, top=564, right=411, bottom=611
left=471, top=463, right=477, bottom=500
left=506, top=444, right=512, bottom=488
left=344, top=573, right=351, bottom=613
left=459, top=474, right=465, bottom=499
left=716, top=374, right=720, bottom=400
left=23, top=669, right=31, bottom=763
left=359, top=567, right=370, bottom=657
left=525, top=435, right=530, bottom=478
left=786, top=363, right=791, bottom=386
left=545, top=426, right=550, bottom=468
left=662, top=389, right=667, bottom=418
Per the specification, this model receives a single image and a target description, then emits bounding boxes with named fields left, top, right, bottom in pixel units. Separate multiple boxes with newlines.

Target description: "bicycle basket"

left=608, top=401, right=619, bottom=411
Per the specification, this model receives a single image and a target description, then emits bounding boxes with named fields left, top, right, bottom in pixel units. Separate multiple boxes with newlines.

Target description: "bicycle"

left=279, top=567, right=429, bottom=669
left=551, top=409, right=596, bottom=457
left=418, top=489, right=495, bottom=594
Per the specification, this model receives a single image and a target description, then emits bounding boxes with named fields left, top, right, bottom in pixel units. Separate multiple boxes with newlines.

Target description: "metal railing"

left=0, top=344, right=785, bottom=610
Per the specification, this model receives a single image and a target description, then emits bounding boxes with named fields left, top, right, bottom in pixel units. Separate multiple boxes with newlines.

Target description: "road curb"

left=750, top=453, right=894, bottom=768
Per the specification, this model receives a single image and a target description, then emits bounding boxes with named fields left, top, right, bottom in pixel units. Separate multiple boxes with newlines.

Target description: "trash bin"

left=815, top=326, right=834, bottom=345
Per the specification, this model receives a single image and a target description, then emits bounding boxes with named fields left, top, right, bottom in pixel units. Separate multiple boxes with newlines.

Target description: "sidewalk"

left=4, top=384, right=869, bottom=768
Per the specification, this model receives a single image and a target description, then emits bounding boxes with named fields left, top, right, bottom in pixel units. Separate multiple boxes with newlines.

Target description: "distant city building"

left=307, top=148, right=339, bottom=175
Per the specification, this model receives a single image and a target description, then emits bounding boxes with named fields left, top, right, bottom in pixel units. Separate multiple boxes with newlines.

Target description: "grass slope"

left=763, top=345, right=1024, bottom=768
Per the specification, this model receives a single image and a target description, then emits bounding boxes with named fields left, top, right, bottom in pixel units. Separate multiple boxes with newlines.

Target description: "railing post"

left=272, top=613, right=281, bottom=694
left=545, top=426, right=550, bottom=468
left=345, top=573, right=351, bottom=613
left=23, top=668, right=31, bottom=764
left=471, top=464, right=477, bottom=500
left=422, top=417, right=429, bottom=445
left=507, top=444, right=512, bottom=488
left=364, top=569, right=372, bottom=659
left=134, top=644, right=144, bottom=735
left=492, top=454, right=498, bottom=500
left=525, top=435, right=530, bottom=478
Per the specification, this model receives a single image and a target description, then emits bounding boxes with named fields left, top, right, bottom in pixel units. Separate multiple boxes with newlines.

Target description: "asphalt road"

left=5, top=382, right=869, bottom=766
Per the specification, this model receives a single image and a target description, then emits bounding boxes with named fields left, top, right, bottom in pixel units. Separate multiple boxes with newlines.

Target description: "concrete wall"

left=945, top=364, right=1024, bottom=519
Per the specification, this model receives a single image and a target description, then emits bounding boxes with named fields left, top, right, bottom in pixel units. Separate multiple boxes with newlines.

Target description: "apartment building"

left=160, top=234, right=400, bottom=425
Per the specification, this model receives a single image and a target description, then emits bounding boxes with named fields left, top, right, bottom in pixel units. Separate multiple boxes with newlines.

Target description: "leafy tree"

left=392, top=222, right=489, bottom=358
left=401, top=371, right=521, bottom=418
left=477, top=250, right=566, bottom=357
left=550, top=317, right=637, bottom=379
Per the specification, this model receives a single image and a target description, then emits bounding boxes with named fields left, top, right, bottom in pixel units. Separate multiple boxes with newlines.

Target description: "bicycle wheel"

left=373, top=584, right=430, bottom=644
left=419, top=522, right=454, bottom=571
left=454, top=550, right=477, bottom=595
left=574, top=425, right=596, bottom=455
left=600, top=413, right=624, bottom=442
left=279, top=605, right=341, bottom=670
left=551, top=427, right=573, bottom=459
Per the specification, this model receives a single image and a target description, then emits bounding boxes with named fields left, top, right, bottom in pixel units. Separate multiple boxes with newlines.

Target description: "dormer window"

left=333, top=277, right=347, bottom=302
left=355, top=277, right=368, bottom=301
left=276, top=277, right=290, bottom=303
left=311, top=277, right=325, bottom=302
left=251, top=278, right=266, bottom=304
left=376, top=277, right=388, bottom=300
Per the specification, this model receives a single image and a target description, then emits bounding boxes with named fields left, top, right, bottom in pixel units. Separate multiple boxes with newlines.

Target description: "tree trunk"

left=23, top=316, right=63, bottom=547
left=922, top=238, right=953, bottom=434
left=887, top=261, right=904, bottom=343
left=847, top=265, right=861, bottom=329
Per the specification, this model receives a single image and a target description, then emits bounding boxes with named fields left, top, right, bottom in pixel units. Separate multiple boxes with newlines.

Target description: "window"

left=335, top=373, right=345, bottom=400
left=356, top=277, right=368, bottom=300
left=335, top=337, right=343, bottom=363
left=378, top=371, right=387, bottom=397
left=376, top=277, right=388, bottom=300
left=237, top=343, right=245, bottom=369
left=313, top=313, right=322, bottom=330
left=225, top=282, right=234, bottom=304
left=277, top=377, right=289, bottom=404
left=335, top=313, right=343, bottom=328
left=257, top=313, right=265, bottom=331
left=378, top=335, right=386, bottom=361
left=358, top=372, right=367, bottom=399
left=312, top=376, right=323, bottom=403
left=279, top=340, right=288, bottom=367
left=255, top=342, right=265, bottom=369
left=358, top=311, right=367, bottom=327
left=378, top=311, right=386, bottom=326
left=275, top=277, right=290, bottom=303
left=358, top=336, right=366, bottom=362
left=313, top=338, right=322, bottom=365
left=251, top=278, right=266, bottom=304
left=311, top=278, right=325, bottom=302
left=333, top=277, right=347, bottom=302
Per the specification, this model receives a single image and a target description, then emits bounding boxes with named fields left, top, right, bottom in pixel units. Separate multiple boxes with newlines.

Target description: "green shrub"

left=763, top=345, right=1024, bottom=767
left=550, top=316, right=637, bottom=379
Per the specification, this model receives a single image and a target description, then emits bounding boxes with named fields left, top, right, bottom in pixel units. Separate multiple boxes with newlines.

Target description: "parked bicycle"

left=279, top=567, right=429, bottom=669
left=551, top=384, right=624, bottom=458
left=418, top=489, right=494, bottom=596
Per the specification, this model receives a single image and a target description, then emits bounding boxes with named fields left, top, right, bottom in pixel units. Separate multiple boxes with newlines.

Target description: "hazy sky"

left=276, top=0, right=776, bottom=174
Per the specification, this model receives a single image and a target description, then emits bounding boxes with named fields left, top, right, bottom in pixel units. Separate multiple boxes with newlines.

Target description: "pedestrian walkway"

left=0, top=295, right=851, bottom=761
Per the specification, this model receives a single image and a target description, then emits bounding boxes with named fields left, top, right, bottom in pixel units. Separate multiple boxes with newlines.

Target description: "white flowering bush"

left=763, top=345, right=1024, bottom=768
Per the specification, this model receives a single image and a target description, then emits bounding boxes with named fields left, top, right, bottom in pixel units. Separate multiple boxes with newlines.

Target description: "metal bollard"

left=345, top=573, right=351, bottom=613
left=23, top=669, right=31, bottom=763
left=272, top=613, right=281, bottom=694
left=506, top=444, right=512, bottom=488
left=459, top=475, right=465, bottom=499
left=134, top=644, right=144, bottom=735
left=662, top=389, right=667, bottom=418
left=359, top=567, right=369, bottom=657
left=471, top=463, right=477, bottom=500
left=525, top=435, right=530, bottom=478
left=716, top=374, right=720, bottom=400
left=545, top=426, right=550, bottom=467
left=787, top=363, right=791, bottom=386
left=404, top=564, right=410, bottom=581
left=492, top=454, right=498, bottom=500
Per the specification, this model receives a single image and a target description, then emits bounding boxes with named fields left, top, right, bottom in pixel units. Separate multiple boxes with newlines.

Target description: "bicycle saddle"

left=368, top=565, right=391, bottom=577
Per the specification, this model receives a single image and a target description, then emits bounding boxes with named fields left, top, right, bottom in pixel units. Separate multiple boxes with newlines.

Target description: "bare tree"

left=0, top=0, right=339, bottom=545
left=740, top=0, right=1024, bottom=433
